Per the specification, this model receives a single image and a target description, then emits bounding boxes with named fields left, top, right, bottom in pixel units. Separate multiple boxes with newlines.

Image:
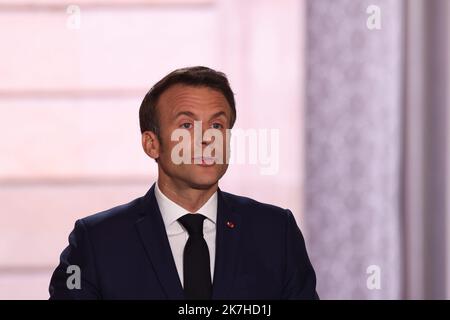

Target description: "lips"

left=192, top=157, right=216, bottom=165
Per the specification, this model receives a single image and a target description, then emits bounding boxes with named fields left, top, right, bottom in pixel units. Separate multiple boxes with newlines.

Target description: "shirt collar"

left=154, top=182, right=217, bottom=228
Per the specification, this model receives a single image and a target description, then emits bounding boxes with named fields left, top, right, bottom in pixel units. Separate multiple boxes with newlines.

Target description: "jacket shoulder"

left=220, top=190, right=292, bottom=222
left=79, top=196, right=144, bottom=230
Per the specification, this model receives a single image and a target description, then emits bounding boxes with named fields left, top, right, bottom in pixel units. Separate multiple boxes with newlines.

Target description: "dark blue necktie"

left=178, top=213, right=212, bottom=300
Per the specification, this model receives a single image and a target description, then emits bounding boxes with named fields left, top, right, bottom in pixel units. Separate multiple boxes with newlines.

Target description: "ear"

left=142, top=131, right=160, bottom=161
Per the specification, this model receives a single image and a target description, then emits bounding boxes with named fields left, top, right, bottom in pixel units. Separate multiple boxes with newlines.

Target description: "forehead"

left=158, top=84, right=230, bottom=115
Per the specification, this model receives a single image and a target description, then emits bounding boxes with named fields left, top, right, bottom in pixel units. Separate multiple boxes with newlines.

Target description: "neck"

left=157, top=175, right=218, bottom=213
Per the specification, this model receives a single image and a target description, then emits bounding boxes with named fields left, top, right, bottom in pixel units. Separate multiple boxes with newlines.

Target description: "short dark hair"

left=139, top=66, right=236, bottom=137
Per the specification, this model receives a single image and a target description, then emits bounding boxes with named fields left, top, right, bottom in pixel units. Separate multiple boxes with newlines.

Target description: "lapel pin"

left=226, top=221, right=235, bottom=229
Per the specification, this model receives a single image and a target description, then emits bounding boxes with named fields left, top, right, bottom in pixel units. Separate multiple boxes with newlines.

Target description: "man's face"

left=156, top=84, right=231, bottom=190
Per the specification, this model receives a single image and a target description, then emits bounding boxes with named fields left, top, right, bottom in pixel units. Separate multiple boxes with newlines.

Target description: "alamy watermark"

left=66, top=264, right=81, bottom=290
left=66, top=5, right=81, bottom=30
left=366, top=264, right=381, bottom=290
left=170, top=121, right=279, bottom=175
left=366, top=5, right=381, bottom=30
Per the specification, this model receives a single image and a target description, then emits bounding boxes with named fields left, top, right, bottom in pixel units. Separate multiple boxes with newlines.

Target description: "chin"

left=187, top=176, right=219, bottom=190
left=181, top=179, right=214, bottom=190
left=189, top=183, right=216, bottom=190
left=186, top=170, right=224, bottom=190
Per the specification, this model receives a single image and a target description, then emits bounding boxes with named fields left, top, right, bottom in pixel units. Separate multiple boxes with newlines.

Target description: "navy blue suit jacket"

left=49, top=184, right=318, bottom=299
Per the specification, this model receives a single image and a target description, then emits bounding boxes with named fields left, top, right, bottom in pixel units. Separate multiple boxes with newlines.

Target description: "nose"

left=202, top=135, right=212, bottom=146
left=192, top=122, right=210, bottom=148
left=196, top=122, right=213, bottom=146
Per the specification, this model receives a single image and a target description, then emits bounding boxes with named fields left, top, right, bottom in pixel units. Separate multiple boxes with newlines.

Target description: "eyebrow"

left=174, top=111, right=227, bottom=121
left=174, top=111, right=195, bottom=119
left=209, top=111, right=227, bottom=120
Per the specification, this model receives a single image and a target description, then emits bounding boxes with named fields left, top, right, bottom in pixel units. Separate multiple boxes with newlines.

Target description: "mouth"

left=192, top=156, right=216, bottom=166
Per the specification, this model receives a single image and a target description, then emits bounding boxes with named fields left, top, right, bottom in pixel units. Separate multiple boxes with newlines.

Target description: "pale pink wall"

left=0, top=0, right=304, bottom=299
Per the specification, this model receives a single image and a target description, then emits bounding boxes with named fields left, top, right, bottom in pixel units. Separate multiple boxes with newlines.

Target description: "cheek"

left=159, top=137, right=192, bottom=166
left=159, top=129, right=177, bottom=153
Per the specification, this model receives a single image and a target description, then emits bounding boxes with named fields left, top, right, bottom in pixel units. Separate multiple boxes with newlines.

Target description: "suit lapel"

left=135, top=184, right=184, bottom=299
left=212, top=189, right=242, bottom=299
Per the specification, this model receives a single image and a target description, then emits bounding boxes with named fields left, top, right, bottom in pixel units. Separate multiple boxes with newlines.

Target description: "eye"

left=180, top=122, right=193, bottom=129
left=212, top=123, right=223, bottom=129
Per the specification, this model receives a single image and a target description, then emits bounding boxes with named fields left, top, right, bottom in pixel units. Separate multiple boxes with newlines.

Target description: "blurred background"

left=0, top=0, right=448, bottom=299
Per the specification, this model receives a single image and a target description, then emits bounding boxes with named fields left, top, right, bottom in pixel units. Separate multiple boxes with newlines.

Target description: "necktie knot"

left=178, top=214, right=206, bottom=236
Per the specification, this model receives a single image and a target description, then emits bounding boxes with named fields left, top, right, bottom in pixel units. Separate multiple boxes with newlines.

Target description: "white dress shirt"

left=154, top=182, right=217, bottom=287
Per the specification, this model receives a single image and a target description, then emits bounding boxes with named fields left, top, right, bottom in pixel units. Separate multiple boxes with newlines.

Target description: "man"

left=49, top=66, right=318, bottom=300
